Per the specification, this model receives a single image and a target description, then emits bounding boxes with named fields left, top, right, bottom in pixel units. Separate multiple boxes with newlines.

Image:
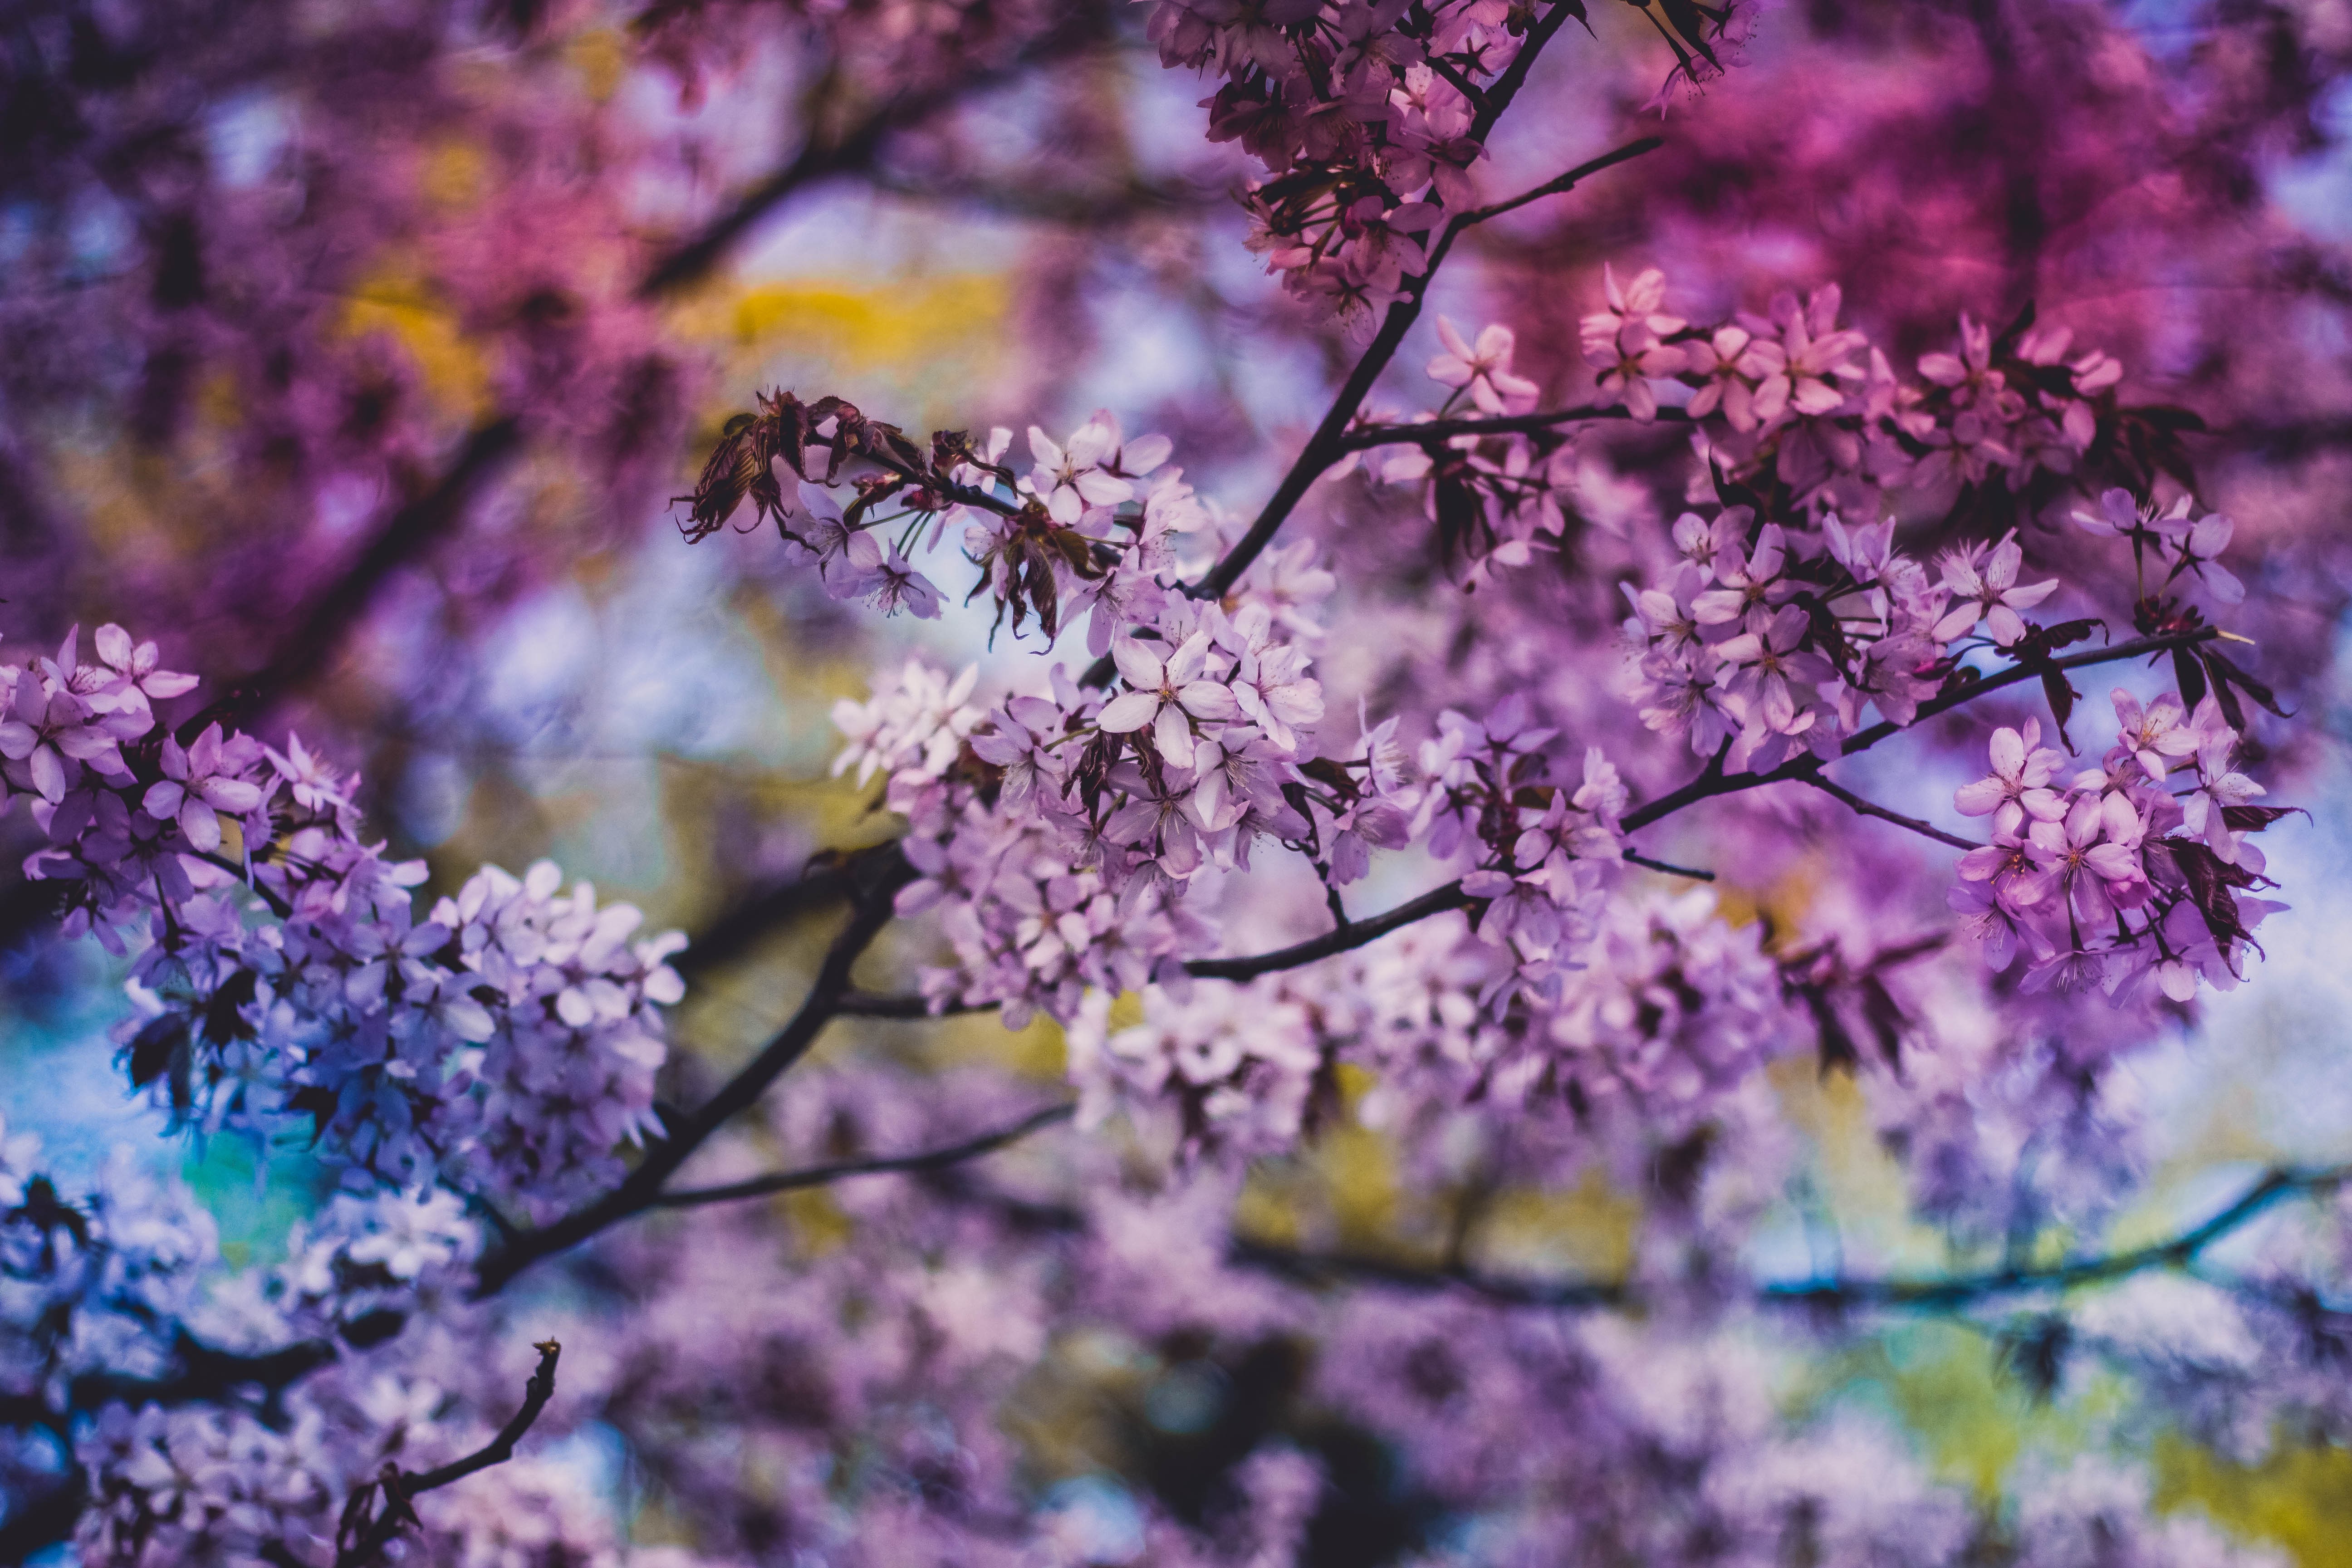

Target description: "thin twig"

left=333, top=1340, right=561, bottom=1568
left=1455, top=137, right=1666, bottom=228
left=1799, top=774, right=1977, bottom=851
left=1625, top=849, right=1716, bottom=880
left=1184, top=880, right=1477, bottom=981
left=1338, top=401, right=1694, bottom=451
left=836, top=988, right=967, bottom=1018
left=655, top=1102, right=1076, bottom=1209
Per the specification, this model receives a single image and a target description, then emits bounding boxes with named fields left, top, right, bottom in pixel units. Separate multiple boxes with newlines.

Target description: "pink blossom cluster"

left=5, top=627, right=685, bottom=1215
left=1949, top=695, right=2283, bottom=1001
left=1618, top=508, right=2068, bottom=769
left=1579, top=271, right=2127, bottom=504
left=1363, top=282, right=2132, bottom=595
left=1307, top=889, right=1789, bottom=1141
left=1412, top=704, right=1628, bottom=990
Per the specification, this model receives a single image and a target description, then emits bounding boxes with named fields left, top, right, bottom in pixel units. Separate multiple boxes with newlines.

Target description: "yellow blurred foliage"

left=564, top=27, right=630, bottom=101
left=1803, top=1326, right=2122, bottom=1499
left=337, top=266, right=493, bottom=419
left=1477, top=1174, right=1639, bottom=1280
left=673, top=275, right=1009, bottom=370
left=421, top=139, right=489, bottom=210
left=2156, top=1432, right=2352, bottom=1568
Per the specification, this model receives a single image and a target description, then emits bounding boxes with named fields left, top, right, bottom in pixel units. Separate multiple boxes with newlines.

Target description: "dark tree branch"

left=1798, top=774, right=1977, bottom=852
left=1625, top=849, right=1716, bottom=881
left=1072, top=24, right=1647, bottom=687
left=1618, top=627, right=2223, bottom=833
left=1196, top=628, right=2225, bottom=981
left=1228, top=1236, right=1628, bottom=1308
left=1177, top=133, right=1657, bottom=608
left=1763, top=1162, right=2351, bottom=1309
left=223, top=418, right=524, bottom=727
left=1338, top=401, right=1693, bottom=451
left=655, top=1102, right=1076, bottom=1209
left=671, top=855, right=869, bottom=981
left=333, top=1340, right=561, bottom=1568
left=1230, top=1161, right=2352, bottom=1315
left=738, top=629, right=2232, bottom=1022
left=633, top=3, right=1110, bottom=299
left=1183, top=880, right=1477, bottom=980
left=837, top=987, right=988, bottom=1017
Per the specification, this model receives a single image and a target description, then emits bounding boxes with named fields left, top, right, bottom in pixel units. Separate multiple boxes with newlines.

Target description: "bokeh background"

left=9, top=0, right=2352, bottom=1560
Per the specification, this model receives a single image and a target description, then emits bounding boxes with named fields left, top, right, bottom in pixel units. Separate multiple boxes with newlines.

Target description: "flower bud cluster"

left=7, top=627, right=685, bottom=1213
left=1142, top=0, right=1761, bottom=329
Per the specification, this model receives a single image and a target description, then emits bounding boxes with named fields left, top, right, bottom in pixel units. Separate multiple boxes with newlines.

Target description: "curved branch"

left=1228, top=1235, right=1628, bottom=1308
left=333, top=1340, right=561, bottom=1568
left=1763, top=1162, right=2349, bottom=1309
left=655, top=1102, right=1076, bottom=1209
left=1192, top=628, right=2224, bottom=981
left=819, top=629, right=2230, bottom=1024
left=633, top=3, right=1111, bottom=299
left=1183, top=880, right=1475, bottom=980
left=471, top=847, right=916, bottom=1294
left=1234, top=1161, right=2352, bottom=1316
left=671, top=853, right=872, bottom=982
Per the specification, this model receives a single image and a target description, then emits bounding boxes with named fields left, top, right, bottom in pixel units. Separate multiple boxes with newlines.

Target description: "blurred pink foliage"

left=5, top=0, right=2352, bottom=1564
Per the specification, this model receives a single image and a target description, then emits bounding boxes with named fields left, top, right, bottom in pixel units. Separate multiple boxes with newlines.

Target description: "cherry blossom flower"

left=1931, top=531, right=2060, bottom=645
left=1954, top=718, right=2069, bottom=836
left=1097, top=632, right=1239, bottom=767
left=1028, top=418, right=1137, bottom=525
left=1427, top=317, right=1540, bottom=414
